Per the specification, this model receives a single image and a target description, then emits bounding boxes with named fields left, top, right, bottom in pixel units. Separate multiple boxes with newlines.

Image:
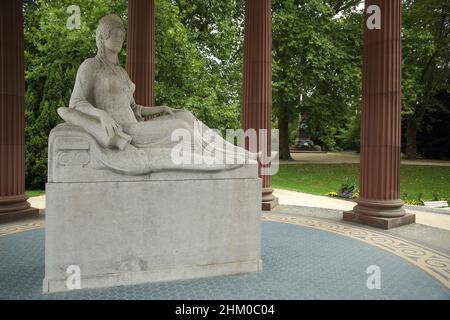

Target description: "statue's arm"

left=140, top=106, right=171, bottom=116
left=72, top=103, right=105, bottom=120
left=133, top=102, right=183, bottom=117
left=128, top=98, right=167, bottom=119
left=69, top=59, right=106, bottom=121
left=129, top=101, right=144, bottom=121
left=129, top=100, right=177, bottom=117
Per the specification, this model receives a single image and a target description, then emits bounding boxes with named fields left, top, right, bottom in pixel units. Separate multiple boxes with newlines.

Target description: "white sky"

left=333, top=1, right=365, bottom=19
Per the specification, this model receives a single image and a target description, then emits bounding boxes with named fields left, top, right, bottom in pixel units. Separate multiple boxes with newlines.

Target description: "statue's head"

left=96, top=14, right=126, bottom=57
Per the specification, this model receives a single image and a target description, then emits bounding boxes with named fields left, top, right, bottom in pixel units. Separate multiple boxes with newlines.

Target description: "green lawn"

left=272, top=164, right=450, bottom=202
left=25, top=164, right=450, bottom=203
left=26, top=190, right=45, bottom=198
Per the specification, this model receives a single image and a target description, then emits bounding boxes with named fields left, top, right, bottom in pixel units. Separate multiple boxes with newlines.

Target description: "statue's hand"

left=99, top=111, right=120, bottom=138
left=163, top=106, right=175, bottom=116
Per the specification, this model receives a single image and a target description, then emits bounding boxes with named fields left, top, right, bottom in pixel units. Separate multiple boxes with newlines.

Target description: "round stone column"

left=243, top=0, right=278, bottom=211
left=0, top=0, right=38, bottom=221
left=126, top=0, right=155, bottom=107
left=344, top=0, right=415, bottom=229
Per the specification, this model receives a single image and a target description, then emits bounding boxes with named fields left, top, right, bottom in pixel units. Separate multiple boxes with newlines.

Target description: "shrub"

left=337, top=177, right=357, bottom=199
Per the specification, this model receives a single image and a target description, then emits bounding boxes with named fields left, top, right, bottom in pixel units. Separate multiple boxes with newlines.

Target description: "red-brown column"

left=126, top=0, right=155, bottom=107
left=243, top=0, right=278, bottom=211
left=0, top=0, right=38, bottom=221
left=344, top=0, right=414, bottom=229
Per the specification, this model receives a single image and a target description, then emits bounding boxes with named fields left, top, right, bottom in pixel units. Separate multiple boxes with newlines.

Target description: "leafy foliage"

left=272, top=0, right=363, bottom=157
left=22, top=0, right=450, bottom=189
left=402, top=0, right=450, bottom=159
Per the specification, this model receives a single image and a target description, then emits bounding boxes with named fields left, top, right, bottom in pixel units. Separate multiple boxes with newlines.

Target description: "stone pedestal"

left=344, top=0, right=414, bottom=229
left=0, top=0, right=39, bottom=222
left=43, top=125, right=262, bottom=293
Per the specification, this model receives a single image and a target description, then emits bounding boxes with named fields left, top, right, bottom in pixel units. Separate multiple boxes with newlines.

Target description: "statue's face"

left=104, top=28, right=125, bottom=54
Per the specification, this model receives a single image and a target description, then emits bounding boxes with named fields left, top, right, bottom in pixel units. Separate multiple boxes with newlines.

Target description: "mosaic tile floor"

left=0, top=220, right=449, bottom=300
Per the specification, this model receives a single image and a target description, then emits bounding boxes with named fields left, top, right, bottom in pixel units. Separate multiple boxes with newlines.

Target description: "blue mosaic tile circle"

left=0, top=221, right=448, bottom=299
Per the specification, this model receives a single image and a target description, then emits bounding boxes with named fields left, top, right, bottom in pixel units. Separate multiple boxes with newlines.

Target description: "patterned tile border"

left=0, top=220, right=44, bottom=237
left=262, top=213, right=450, bottom=291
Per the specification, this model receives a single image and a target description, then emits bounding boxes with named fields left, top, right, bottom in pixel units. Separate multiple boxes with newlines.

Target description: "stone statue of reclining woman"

left=57, top=14, right=257, bottom=171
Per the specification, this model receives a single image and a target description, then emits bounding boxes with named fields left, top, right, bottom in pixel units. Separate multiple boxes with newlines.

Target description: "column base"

left=343, top=210, right=415, bottom=229
left=0, top=206, right=40, bottom=223
left=0, top=195, right=40, bottom=222
left=262, top=187, right=278, bottom=211
left=353, top=198, right=406, bottom=218
left=261, top=187, right=278, bottom=211
left=262, top=197, right=279, bottom=211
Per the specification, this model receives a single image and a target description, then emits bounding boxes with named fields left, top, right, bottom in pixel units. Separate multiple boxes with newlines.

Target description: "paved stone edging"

left=405, top=205, right=450, bottom=215
left=262, top=213, right=450, bottom=292
left=0, top=221, right=44, bottom=237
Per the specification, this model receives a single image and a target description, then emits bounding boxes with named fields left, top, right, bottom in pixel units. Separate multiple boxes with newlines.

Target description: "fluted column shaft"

left=0, top=0, right=37, bottom=221
left=243, top=0, right=277, bottom=210
left=126, top=0, right=155, bottom=107
left=354, top=0, right=404, bottom=218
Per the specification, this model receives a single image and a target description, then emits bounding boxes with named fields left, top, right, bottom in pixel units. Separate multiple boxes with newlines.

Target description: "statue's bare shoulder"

left=76, top=57, right=101, bottom=80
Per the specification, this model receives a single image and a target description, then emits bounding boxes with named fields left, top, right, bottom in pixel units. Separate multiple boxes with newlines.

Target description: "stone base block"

left=0, top=207, right=39, bottom=223
left=343, top=211, right=416, bottom=229
left=43, top=259, right=262, bottom=293
left=44, top=178, right=262, bottom=293
left=262, top=197, right=279, bottom=211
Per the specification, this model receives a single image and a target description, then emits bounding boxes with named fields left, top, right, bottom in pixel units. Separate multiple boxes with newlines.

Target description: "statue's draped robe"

left=64, top=56, right=252, bottom=174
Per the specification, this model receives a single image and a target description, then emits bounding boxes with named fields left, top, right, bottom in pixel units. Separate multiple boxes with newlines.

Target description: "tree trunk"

left=278, top=104, right=293, bottom=161
left=406, top=117, right=417, bottom=160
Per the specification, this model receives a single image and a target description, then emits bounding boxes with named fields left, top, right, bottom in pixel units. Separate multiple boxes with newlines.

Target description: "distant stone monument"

left=43, top=14, right=262, bottom=293
left=291, top=113, right=322, bottom=152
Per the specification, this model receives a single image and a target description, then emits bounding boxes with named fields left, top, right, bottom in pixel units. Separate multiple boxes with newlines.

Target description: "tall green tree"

left=167, top=0, right=245, bottom=130
left=402, top=0, right=450, bottom=159
left=272, top=0, right=362, bottom=159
